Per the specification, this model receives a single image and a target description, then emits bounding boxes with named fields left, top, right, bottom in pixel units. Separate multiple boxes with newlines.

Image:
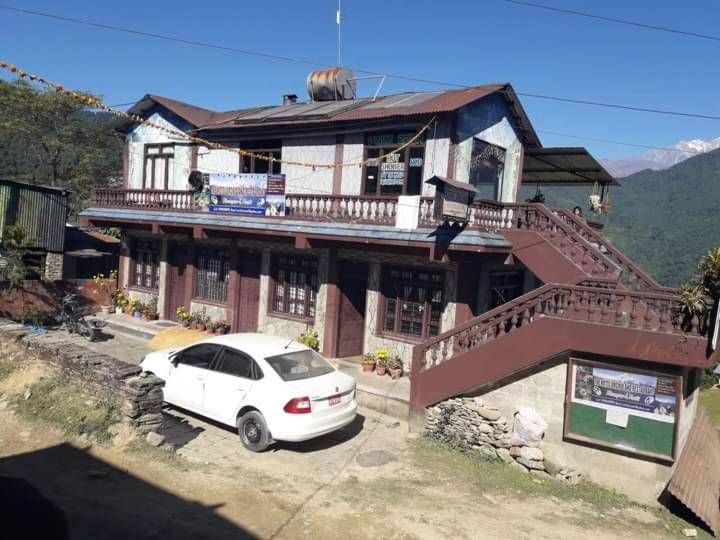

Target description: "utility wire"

left=2, top=4, right=720, bottom=121
left=502, top=0, right=720, bottom=43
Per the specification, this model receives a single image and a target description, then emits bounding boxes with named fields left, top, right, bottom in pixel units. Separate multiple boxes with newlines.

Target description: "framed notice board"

left=564, top=358, right=682, bottom=462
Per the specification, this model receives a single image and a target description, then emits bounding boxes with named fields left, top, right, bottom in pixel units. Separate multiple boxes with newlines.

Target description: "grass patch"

left=700, top=388, right=720, bottom=430
left=411, top=437, right=709, bottom=537
left=10, top=374, right=120, bottom=444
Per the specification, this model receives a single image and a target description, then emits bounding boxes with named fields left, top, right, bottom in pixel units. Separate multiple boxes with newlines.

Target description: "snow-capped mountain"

left=601, top=137, right=720, bottom=178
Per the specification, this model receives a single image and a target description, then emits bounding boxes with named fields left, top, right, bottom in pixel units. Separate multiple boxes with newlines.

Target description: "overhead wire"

left=2, top=4, right=720, bottom=121
left=501, top=0, right=720, bottom=43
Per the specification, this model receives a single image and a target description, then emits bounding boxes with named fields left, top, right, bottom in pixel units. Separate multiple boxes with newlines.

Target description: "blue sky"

left=1, top=0, right=718, bottom=158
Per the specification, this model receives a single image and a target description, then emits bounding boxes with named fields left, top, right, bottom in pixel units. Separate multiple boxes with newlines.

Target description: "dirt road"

left=0, top=359, right=698, bottom=539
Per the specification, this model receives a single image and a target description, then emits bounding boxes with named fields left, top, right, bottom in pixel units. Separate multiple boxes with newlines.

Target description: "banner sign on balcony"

left=207, top=173, right=286, bottom=216
left=571, top=362, right=677, bottom=423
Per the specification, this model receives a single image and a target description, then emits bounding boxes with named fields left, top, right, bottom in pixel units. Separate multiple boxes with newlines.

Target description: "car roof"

left=197, top=333, right=311, bottom=359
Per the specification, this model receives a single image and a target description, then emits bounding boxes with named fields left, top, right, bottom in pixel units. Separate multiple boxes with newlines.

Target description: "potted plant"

left=206, top=321, right=217, bottom=334
left=128, top=298, right=142, bottom=318
left=195, top=307, right=208, bottom=331
left=361, top=353, right=376, bottom=373
left=215, top=321, right=230, bottom=335
left=143, top=295, right=159, bottom=321
left=387, top=355, right=404, bottom=379
left=112, top=289, right=128, bottom=315
left=297, top=329, right=320, bottom=351
left=176, top=306, right=190, bottom=327
left=92, top=270, right=118, bottom=314
left=375, top=348, right=389, bottom=376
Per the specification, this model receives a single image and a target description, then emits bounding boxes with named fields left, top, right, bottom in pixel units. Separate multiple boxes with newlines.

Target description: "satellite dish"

left=188, top=170, right=204, bottom=191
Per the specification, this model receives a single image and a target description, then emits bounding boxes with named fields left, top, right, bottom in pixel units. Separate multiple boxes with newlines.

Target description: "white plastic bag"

left=511, top=406, right=548, bottom=448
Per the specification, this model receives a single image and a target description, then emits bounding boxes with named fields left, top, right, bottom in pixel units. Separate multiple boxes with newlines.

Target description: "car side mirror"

left=170, top=355, right=179, bottom=367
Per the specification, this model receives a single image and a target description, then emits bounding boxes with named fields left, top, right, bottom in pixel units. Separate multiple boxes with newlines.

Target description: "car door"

left=164, top=343, right=221, bottom=413
left=202, top=347, right=259, bottom=426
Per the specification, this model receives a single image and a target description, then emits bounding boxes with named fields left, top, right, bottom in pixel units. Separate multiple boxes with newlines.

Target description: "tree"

left=0, top=79, right=123, bottom=218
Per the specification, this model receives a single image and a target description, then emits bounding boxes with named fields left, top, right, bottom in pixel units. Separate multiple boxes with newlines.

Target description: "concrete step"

left=102, top=314, right=177, bottom=341
left=334, top=359, right=410, bottom=421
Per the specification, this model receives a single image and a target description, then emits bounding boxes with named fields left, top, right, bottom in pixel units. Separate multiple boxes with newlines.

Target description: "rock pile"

left=123, top=372, right=165, bottom=434
left=426, top=396, right=582, bottom=484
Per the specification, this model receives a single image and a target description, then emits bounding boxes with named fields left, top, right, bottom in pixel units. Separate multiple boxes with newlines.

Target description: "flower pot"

left=196, top=323, right=206, bottom=332
left=206, top=327, right=214, bottom=334
left=182, top=320, right=190, bottom=328
left=361, top=362, right=376, bottom=373
left=376, top=366, right=387, bottom=376
left=215, top=328, right=225, bottom=335
left=115, top=306, right=123, bottom=315
left=389, top=368, right=403, bottom=380
left=100, top=305, right=111, bottom=315
left=133, top=310, right=142, bottom=318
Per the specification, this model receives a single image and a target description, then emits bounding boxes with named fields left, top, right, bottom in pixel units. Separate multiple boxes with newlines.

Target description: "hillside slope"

left=520, top=148, right=720, bottom=287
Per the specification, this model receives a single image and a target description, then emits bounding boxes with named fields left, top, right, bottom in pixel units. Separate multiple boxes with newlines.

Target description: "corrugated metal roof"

left=122, top=83, right=542, bottom=148
left=667, top=407, right=720, bottom=536
left=522, top=148, right=620, bottom=186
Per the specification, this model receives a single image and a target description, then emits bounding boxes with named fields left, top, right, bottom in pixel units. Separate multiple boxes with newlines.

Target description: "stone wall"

left=429, top=358, right=696, bottom=505
left=426, top=397, right=582, bottom=483
left=44, top=252, right=64, bottom=282
left=0, top=319, right=164, bottom=434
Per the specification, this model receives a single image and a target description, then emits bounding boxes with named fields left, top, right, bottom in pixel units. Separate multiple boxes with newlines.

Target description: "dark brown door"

left=336, top=261, right=368, bottom=358
left=166, top=244, right=188, bottom=321
left=234, top=253, right=261, bottom=333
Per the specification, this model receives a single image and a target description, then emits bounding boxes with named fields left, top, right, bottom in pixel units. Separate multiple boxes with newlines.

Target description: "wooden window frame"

left=488, top=270, right=525, bottom=310
left=129, top=238, right=161, bottom=291
left=269, top=255, right=319, bottom=322
left=380, top=266, right=444, bottom=340
left=193, top=247, right=231, bottom=305
left=239, top=149, right=282, bottom=175
left=142, top=143, right=175, bottom=190
left=361, top=132, right=426, bottom=197
left=563, top=357, right=682, bottom=463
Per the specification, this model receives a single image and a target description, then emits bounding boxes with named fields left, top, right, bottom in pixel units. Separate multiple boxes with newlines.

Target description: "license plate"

left=328, top=395, right=341, bottom=406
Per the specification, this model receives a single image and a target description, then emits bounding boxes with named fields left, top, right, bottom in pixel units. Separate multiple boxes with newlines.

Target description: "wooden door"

left=234, top=254, right=261, bottom=333
left=166, top=244, right=188, bottom=321
left=336, top=261, right=368, bottom=358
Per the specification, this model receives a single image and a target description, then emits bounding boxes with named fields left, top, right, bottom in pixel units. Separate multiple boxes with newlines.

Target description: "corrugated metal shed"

left=0, top=179, right=69, bottom=252
left=667, top=407, right=720, bottom=536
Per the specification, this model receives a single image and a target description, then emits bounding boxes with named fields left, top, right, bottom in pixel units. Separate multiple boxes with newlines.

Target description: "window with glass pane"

left=271, top=255, right=318, bottom=319
left=194, top=248, right=230, bottom=303
left=363, top=133, right=425, bottom=196
left=131, top=239, right=160, bottom=290
left=489, top=271, right=524, bottom=309
left=469, top=139, right=506, bottom=200
left=382, top=267, right=444, bottom=338
left=143, top=144, right=174, bottom=190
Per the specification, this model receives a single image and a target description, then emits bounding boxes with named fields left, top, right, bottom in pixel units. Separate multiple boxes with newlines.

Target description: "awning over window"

left=522, top=147, right=620, bottom=186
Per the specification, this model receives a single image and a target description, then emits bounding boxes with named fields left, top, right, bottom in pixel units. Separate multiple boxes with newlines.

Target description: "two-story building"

left=81, top=70, right=718, bottom=510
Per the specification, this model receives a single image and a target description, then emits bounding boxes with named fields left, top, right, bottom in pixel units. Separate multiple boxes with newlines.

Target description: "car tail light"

left=284, top=397, right=312, bottom=414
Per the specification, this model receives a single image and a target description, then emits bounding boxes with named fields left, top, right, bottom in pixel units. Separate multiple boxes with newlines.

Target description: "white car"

left=140, top=333, right=358, bottom=451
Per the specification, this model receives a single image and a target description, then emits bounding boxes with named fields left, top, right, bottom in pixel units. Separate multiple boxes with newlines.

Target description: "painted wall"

left=473, top=359, right=697, bottom=505
left=340, top=133, right=364, bottom=195
left=421, top=119, right=451, bottom=197
left=197, top=146, right=239, bottom=175
left=126, top=109, right=192, bottom=190
left=454, top=94, right=523, bottom=203
left=282, top=136, right=336, bottom=195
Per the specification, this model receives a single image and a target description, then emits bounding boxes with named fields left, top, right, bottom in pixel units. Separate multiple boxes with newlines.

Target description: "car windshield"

left=265, top=349, right=335, bottom=381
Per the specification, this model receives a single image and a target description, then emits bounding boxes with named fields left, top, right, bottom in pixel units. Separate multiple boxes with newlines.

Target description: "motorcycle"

left=59, top=294, right=107, bottom=342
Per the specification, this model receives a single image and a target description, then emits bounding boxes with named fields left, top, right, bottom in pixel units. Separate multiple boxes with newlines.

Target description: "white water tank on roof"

left=307, top=68, right=356, bottom=101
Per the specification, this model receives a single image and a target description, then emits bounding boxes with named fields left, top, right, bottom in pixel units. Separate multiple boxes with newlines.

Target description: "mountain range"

left=601, top=137, right=720, bottom=177
left=522, top=147, right=720, bottom=287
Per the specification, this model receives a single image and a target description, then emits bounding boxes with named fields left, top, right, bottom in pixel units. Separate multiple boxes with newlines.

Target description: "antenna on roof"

left=337, top=0, right=342, bottom=66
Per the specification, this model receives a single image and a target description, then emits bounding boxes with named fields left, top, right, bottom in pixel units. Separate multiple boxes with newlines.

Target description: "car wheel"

left=237, top=411, right=271, bottom=452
